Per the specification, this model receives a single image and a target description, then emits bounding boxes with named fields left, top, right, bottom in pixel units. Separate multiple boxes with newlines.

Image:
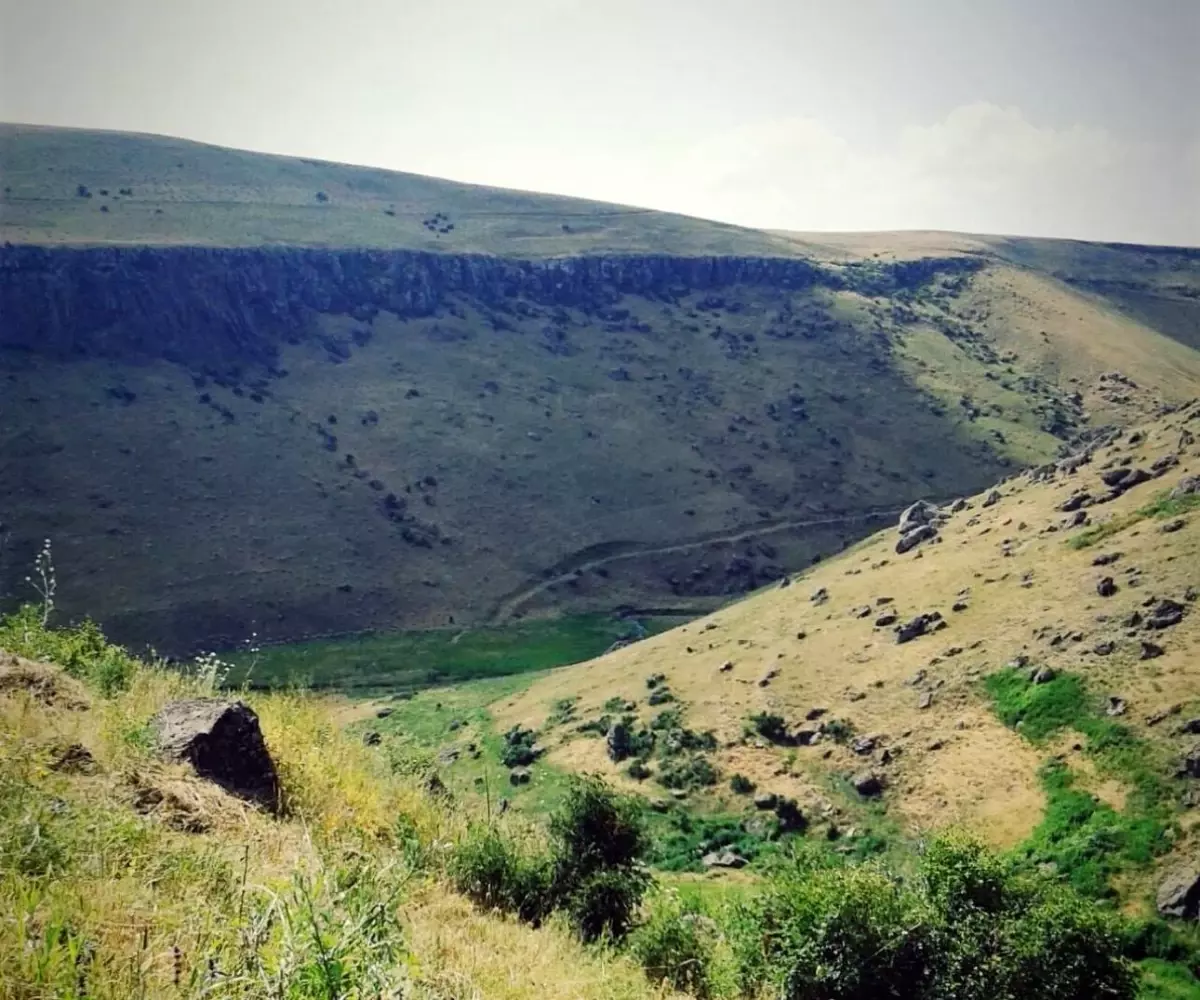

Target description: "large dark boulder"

left=1157, top=867, right=1200, bottom=919
left=150, top=699, right=279, bottom=810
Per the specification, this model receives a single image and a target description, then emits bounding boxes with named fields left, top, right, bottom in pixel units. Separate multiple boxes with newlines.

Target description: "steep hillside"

left=2, top=126, right=1199, bottom=655
left=496, top=401, right=1200, bottom=903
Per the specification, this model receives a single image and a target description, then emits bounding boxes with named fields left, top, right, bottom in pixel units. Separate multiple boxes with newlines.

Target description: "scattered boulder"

left=1169, top=475, right=1200, bottom=500
left=1145, top=599, right=1186, bottom=630
left=1030, top=667, right=1056, bottom=685
left=703, top=850, right=748, bottom=869
left=1092, top=552, right=1121, bottom=567
left=875, top=612, right=898, bottom=627
left=895, top=612, right=943, bottom=644
left=1157, top=867, right=1200, bottom=920
left=1096, top=577, right=1119, bottom=597
left=811, top=587, right=829, bottom=605
left=375, top=707, right=394, bottom=719
left=1141, top=640, right=1166, bottom=660
left=753, top=792, right=779, bottom=810
left=981, top=490, right=1002, bottom=508
left=1105, top=697, right=1128, bottom=717
left=362, top=731, right=382, bottom=746
left=1161, top=518, right=1187, bottom=534
left=918, top=691, right=933, bottom=710
left=1093, top=641, right=1116, bottom=656
left=851, top=771, right=884, bottom=797
left=897, top=500, right=940, bottom=534
left=509, top=766, right=531, bottom=786
left=149, top=699, right=279, bottom=810
left=896, top=523, right=938, bottom=554
left=1060, top=492, right=1091, bottom=513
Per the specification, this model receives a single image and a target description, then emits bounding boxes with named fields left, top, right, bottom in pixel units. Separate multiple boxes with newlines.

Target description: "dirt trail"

left=488, top=507, right=901, bottom=623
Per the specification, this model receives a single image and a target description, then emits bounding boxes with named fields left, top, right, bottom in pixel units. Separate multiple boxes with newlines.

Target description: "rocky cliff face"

left=0, top=244, right=981, bottom=370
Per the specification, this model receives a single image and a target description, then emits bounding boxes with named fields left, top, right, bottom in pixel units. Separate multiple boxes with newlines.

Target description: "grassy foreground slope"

left=1, top=612, right=1191, bottom=998
left=496, top=401, right=1200, bottom=900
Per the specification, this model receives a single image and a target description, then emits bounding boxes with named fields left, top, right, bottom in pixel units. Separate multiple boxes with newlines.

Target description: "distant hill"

left=1, top=125, right=1198, bottom=653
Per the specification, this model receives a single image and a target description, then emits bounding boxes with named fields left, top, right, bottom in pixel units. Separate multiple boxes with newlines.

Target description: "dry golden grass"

left=497, top=401, right=1200, bottom=860
left=0, top=655, right=677, bottom=999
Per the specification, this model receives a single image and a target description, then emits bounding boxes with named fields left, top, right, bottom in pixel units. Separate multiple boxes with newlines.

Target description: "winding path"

left=488, top=506, right=902, bottom=623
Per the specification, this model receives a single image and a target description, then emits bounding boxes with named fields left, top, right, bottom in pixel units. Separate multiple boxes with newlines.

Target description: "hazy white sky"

left=2, top=0, right=1198, bottom=244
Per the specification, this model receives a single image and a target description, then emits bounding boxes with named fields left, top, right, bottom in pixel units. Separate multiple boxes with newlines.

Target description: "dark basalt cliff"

left=0, top=244, right=981, bottom=369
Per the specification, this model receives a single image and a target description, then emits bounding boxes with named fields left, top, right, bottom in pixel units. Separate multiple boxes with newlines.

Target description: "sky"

left=2, top=0, right=1198, bottom=245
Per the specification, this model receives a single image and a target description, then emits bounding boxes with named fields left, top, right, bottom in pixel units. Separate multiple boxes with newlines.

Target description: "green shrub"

left=454, top=777, right=650, bottom=942
left=630, top=891, right=723, bottom=998
left=0, top=606, right=138, bottom=695
left=627, top=760, right=652, bottom=781
left=658, top=755, right=718, bottom=791
left=448, top=825, right=555, bottom=924
left=730, top=773, right=755, bottom=795
left=748, top=711, right=790, bottom=743
left=726, top=833, right=1138, bottom=1000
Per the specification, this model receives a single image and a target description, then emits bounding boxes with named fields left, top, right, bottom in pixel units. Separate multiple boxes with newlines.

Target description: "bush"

left=748, top=712, right=790, bottom=744
left=725, top=833, right=1138, bottom=1000
left=730, top=773, right=755, bottom=795
left=448, top=825, right=555, bottom=924
left=0, top=606, right=138, bottom=695
left=630, top=891, right=724, bottom=998
left=453, top=776, right=650, bottom=942
left=658, top=755, right=718, bottom=791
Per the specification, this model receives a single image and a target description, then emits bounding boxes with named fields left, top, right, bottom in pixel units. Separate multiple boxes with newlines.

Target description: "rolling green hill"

left=1, top=125, right=1198, bottom=655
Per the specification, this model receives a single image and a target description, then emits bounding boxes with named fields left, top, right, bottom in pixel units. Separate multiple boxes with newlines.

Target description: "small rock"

left=1105, top=697, right=1127, bottom=717
left=811, top=587, right=829, bottom=605
left=875, top=612, right=898, bottom=627
left=1096, top=577, right=1118, bottom=597
left=49, top=743, right=97, bottom=774
left=702, top=850, right=748, bottom=869
left=1030, top=667, right=1056, bottom=685
left=851, top=735, right=879, bottom=755
left=362, top=731, right=382, bottom=746
left=952, top=600, right=969, bottom=612
left=376, top=707, right=394, bottom=719
left=1093, top=641, right=1116, bottom=656
left=753, top=791, right=779, bottom=810
left=509, top=766, right=532, bottom=786
left=1169, top=475, right=1200, bottom=500
left=851, top=771, right=884, bottom=797
left=719, top=660, right=734, bottom=672
left=1146, top=705, right=1182, bottom=726
left=1161, top=518, right=1187, bottom=534
left=918, top=691, right=933, bottom=710
left=1092, top=552, right=1121, bottom=566
left=981, top=490, right=1002, bottom=508
left=1145, top=599, right=1186, bottom=630
left=1140, top=640, right=1165, bottom=660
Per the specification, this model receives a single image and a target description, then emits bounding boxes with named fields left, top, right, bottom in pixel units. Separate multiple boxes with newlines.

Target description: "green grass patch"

left=225, top=613, right=687, bottom=694
left=985, top=668, right=1176, bottom=899
left=1137, top=959, right=1200, bottom=999
left=362, top=672, right=580, bottom=819
left=1067, top=491, right=1200, bottom=550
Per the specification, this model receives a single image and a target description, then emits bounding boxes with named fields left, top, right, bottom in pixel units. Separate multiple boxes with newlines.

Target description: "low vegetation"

left=4, top=607, right=1197, bottom=997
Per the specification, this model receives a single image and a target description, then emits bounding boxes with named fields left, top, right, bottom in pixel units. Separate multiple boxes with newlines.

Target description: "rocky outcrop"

left=0, top=244, right=981, bottom=371
left=149, top=699, right=279, bottom=810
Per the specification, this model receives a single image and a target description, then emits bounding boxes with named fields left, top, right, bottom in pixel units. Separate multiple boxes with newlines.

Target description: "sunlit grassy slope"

left=496, top=402, right=1200, bottom=904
